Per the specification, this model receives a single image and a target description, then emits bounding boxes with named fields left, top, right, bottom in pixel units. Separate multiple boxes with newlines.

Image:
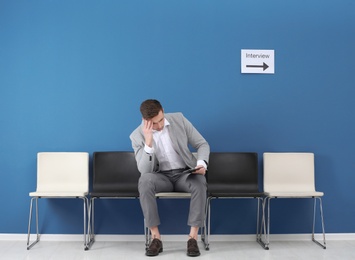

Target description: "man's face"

left=149, top=110, right=165, bottom=131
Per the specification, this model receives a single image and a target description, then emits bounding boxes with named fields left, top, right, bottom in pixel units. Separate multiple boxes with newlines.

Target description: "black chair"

left=87, top=151, right=141, bottom=250
left=201, top=152, right=266, bottom=250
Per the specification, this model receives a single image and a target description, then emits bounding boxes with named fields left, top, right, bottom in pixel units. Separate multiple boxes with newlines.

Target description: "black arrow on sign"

left=246, top=62, right=269, bottom=71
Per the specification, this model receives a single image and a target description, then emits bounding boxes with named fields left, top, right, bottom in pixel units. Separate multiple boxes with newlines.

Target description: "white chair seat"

left=265, top=191, right=324, bottom=197
left=30, top=191, right=88, bottom=197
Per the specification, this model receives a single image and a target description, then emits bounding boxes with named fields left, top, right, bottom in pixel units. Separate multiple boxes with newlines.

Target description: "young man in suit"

left=130, top=99, right=210, bottom=257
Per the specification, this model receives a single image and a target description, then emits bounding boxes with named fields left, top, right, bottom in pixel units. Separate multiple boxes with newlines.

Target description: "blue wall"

left=1, top=0, right=354, bottom=235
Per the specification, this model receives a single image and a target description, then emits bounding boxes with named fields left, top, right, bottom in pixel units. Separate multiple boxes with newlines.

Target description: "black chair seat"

left=91, top=192, right=139, bottom=198
left=207, top=183, right=260, bottom=195
left=208, top=192, right=264, bottom=198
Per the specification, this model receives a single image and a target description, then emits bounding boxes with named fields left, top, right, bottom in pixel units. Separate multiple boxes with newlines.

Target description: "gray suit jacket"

left=130, top=112, right=210, bottom=174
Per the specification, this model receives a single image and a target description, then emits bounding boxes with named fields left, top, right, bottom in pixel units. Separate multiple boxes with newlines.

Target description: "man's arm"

left=183, top=114, right=210, bottom=165
left=130, top=126, right=156, bottom=174
left=167, top=113, right=210, bottom=174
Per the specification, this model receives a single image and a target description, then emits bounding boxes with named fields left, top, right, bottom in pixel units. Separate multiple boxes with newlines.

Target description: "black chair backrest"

left=207, top=152, right=259, bottom=194
left=92, top=152, right=140, bottom=195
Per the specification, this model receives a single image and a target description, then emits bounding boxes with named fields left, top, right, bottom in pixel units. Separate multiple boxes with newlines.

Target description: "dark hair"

left=140, top=99, right=163, bottom=119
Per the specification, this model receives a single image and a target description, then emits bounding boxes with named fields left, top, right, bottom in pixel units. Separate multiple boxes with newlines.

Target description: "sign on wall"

left=241, top=49, right=275, bottom=74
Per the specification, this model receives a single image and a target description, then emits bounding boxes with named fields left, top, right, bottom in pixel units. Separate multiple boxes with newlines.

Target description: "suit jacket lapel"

left=166, top=117, right=181, bottom=155
left=168, top=126, right=180, bottom=152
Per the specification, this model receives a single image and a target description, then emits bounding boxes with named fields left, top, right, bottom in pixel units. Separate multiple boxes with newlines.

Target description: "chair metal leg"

left=27, top=197, right=40, bottom=250
left=83, top=197, right=89, bottom=250
left=200, top=199, right=205, bottom=244
left=144, top=219, right=151, bottom=250
left=86, top=198, right=95, bottom=250
left=256, top=197, right=269, bottom=250
left=257, top=197, right=270, bottom=250
left=256, top=198, right=262, bottom=241
left=201, top=197, right=211, bottom=251
left=312, top=197, right=326, bottom=249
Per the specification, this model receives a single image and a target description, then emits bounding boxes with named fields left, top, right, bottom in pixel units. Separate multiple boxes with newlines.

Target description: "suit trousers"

left=138, top=170, right=207, bottom=228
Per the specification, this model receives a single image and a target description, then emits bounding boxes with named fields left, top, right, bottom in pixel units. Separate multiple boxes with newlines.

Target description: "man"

left=130, top=99, right=210, bottom=257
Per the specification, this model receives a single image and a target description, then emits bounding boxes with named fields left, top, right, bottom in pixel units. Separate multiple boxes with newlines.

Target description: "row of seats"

left=26, top=152, right=326, bottom=251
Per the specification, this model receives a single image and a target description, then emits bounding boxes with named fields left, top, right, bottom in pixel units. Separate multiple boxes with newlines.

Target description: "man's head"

left=140, top=99, right=165, bottom=131
left=140, top=99, right=163, bottom=119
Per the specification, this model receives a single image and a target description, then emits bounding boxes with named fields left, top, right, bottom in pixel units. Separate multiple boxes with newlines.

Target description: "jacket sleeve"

left=129, top=126, right=157, bottom=175
left=183, top=114, right=210, bottom=165
left=169, top=113, right=210, bottom=167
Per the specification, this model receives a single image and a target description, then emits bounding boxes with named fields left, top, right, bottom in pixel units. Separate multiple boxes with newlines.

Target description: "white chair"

left=260, top=152, right=326, bottom=249
left=27, top=152, right=89, bottom=250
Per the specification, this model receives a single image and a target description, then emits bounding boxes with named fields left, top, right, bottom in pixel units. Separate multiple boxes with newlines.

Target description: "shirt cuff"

left=144, top=144, right=154, bottom=154
left=197, top=160, right=207, bottom=170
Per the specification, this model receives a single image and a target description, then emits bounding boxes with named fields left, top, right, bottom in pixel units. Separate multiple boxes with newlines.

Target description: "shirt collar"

left=152, top=118, right=170, bottom=133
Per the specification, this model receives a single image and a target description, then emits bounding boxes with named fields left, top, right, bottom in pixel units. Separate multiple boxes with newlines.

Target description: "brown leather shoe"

left=187, top=238, right=200, bottom=257
left=146, top=238, right=163, bottom=256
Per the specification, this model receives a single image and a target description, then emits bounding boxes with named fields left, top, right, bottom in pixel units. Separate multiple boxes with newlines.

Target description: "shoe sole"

left=187, top=251, right=201, bottom=257
left=146, top=248, right=163, bottom=256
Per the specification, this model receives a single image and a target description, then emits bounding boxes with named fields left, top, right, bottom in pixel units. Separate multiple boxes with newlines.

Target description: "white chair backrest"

left=263, top=152, right=316, bottom=193
left=36, top=152, right=89, bottom=193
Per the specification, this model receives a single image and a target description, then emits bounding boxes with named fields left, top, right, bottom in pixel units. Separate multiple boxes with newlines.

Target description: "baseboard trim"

left=1, top=233, right=355, bottom=241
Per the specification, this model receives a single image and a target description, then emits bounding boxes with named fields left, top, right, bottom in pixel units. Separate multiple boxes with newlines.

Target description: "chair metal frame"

left=27, top=196, right=89, bottom=250
left=88, top=196, right=139, bottom=249
left=259, top=152, right=326, bottom=250
left=27, top=152, right=89, bottom=250
left=202, top=196, right=265, bottom=250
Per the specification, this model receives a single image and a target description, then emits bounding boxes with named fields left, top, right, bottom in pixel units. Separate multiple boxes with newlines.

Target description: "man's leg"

left=138, top=172, right=173, bottom=228
left=175, top=174, right=207, bottom=228
left=139, top=173, right=173, bottom=256
left=189, top=226, right=199, bottom=240
left=149, top=226, right=161, bottom=240
left=175, top=174, right=206, bottom=257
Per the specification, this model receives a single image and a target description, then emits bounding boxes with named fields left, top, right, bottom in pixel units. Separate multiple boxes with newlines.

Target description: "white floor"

left=1, top=239, right=355, bottom=260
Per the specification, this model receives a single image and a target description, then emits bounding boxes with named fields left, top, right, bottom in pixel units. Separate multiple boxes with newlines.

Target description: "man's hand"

left=142, top=119, right=153, bottom=147
left=193, top=165, right=206, bottom=175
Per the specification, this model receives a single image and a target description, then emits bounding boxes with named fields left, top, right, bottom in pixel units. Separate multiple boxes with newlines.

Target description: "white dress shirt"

left=144, top=118, right=206, bottom=171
